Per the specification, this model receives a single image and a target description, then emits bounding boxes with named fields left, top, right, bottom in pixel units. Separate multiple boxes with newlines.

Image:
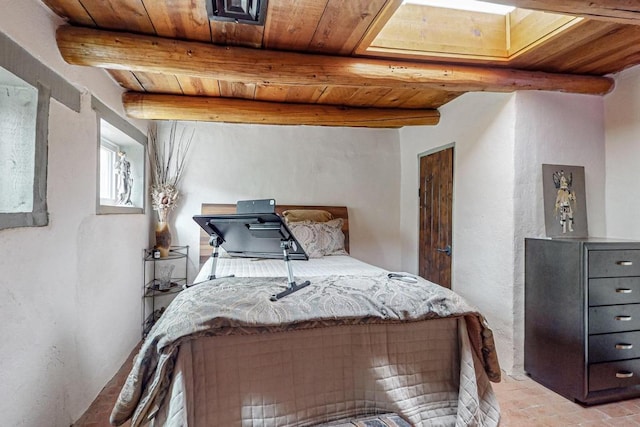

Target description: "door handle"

left=436, top=245, right=452, bottom=256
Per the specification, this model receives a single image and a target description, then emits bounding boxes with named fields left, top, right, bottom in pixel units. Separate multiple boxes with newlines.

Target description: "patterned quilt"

left=110, top=273, right=501, bottom=426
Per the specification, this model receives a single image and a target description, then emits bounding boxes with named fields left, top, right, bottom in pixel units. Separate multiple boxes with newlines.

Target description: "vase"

left=155, top=220, right=172, bottom=258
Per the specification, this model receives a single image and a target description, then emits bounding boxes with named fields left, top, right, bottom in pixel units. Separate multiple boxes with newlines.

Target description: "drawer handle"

left=616, top=371, right=634, bottom=379
left=615, top=315, right=633, bottom=321
left=617, top=261, right=634, bottom=266
left=616, top=288, right=633, bottom=294
left=616, top=343, right=634, bottom=350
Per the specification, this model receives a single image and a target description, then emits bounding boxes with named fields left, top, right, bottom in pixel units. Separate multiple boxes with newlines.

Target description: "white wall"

left=167, top=121, right=402, bottom=276
left=399, top=91, right=518, bottom=371
left=605, top=65, right=640, bottom=238
left=0, top=1, right=149, bottom=425
left=399, top=90, right=606, bottom=374
left=512, top=91, right=606, bottom=372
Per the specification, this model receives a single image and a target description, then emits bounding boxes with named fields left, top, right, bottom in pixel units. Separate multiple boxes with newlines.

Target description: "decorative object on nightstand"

left=142, top=245, right=188, bottom=337
left=525, top=237, right=640, bottom=404
left=148, top=121, right=193, bottom=257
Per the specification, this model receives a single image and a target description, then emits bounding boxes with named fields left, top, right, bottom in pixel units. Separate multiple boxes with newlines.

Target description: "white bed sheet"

left=194, top=255, right=387, bottom=283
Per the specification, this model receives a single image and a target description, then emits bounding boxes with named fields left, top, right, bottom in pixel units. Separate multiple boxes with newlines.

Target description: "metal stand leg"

left=186, top=235, right=233, bottom=288
left=271, top=240, right=311, bottom=301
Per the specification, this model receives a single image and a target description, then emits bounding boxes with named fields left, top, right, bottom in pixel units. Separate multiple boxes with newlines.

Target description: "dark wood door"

left=419, top=147, right=453, bottom=288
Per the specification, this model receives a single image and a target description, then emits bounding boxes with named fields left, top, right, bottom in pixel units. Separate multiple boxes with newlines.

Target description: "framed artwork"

left=542, top=164, right=588, bottom=238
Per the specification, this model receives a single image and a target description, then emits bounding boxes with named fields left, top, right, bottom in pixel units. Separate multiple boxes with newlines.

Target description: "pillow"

left=318, top=218, right=348, bottom=256
left=283, top=209, right=333, bottom=223
left=289, top=218, right=347, bottom=258
left=288, top=221, right=325, bottom=258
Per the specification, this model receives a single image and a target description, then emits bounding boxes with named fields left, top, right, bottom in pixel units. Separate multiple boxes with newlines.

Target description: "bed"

left=110, top=204, right=501, bottom=427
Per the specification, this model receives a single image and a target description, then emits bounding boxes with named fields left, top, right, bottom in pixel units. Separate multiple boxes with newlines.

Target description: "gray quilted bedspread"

left=110, top=273, right=501, bottom=426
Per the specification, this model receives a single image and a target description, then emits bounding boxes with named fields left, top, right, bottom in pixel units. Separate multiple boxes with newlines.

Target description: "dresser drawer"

left=589, top=304, right=640, bottom=334
left=589, top=278, right=640, bottom=306
left=589, top=331, right=640, bottom=363
left=589, top=250, right=640, bottom=278
left=589, top=359, right=640, bottom=392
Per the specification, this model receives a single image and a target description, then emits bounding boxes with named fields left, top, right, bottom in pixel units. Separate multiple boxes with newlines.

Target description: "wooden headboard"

left=198, top=203, right=349, bottom=266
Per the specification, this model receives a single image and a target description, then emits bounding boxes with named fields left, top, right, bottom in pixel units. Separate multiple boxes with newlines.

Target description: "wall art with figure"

left=542, top=164, right=588, bottom=238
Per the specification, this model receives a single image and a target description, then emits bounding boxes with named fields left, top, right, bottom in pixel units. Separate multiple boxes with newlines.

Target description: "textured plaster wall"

left=0, top=1, right=149, bottom=425
left=605, top=65, right=640, bottom=238
left=512, top=91, right=606, bottom=372
left=399, top=90, right=606, bottom=374
left=168, top=121, right=403, bottom=277
left=399, top=92, right=518, bottom=371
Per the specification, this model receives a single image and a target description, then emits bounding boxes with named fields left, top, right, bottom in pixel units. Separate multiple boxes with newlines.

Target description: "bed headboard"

left=199, top=203, right=349, bottom=267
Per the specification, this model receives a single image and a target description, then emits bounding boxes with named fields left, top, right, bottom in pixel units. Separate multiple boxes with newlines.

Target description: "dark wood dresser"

left=525, top=238, right=640, bottom=404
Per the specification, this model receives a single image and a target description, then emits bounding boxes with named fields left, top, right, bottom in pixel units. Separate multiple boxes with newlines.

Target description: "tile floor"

left=74, top=347, right=640, bottom=426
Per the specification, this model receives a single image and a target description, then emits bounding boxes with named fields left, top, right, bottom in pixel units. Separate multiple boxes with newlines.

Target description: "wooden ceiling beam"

left=57, top=26, right=614, bottom=95
left=122, top=92, right=440, bottom=128
left=491, top=1, right=640, bottom=26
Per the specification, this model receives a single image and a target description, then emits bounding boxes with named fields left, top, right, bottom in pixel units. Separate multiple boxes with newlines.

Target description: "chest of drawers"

left=525, top=238, right=640, bottom=404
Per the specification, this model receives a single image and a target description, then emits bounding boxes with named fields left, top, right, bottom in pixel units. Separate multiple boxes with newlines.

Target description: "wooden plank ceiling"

left=42, top=0, right=640, bottom=127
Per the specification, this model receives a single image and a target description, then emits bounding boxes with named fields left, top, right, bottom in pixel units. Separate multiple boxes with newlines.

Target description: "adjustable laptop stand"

left=192, top=212, right=310, bottom=300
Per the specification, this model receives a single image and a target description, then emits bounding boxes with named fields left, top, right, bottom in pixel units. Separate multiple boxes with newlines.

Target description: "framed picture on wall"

left=542, top=164, right=588, bottom=238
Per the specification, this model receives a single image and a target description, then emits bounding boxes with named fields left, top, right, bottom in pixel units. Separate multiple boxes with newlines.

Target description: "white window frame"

left=93, top=97, right=147, bottom=215
left=99, top=139, right=120, bottom=205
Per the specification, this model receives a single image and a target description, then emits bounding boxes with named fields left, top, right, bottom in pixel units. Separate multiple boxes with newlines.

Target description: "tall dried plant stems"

left=148, top=121, right=193, bottom=214
left=148, top=121, right=194, bottom=189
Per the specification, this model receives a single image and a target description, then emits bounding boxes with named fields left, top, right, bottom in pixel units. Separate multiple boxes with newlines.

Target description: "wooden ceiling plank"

left=141, top=0, right=211, bottom=42
left=263, top=0, right=328, bottom=50
left=108, top=69, right=145, bottom=91
left=308, top=0, right=388, bottom=55
left=56, top=26, right=615, bottom=95
left=556, top=25, right=640, bottom=74
left=284, top=86, right=327, bottom=104
left=508, top=20, right=618, bottom=70
left=353, top=0, right=404, bottom=55
left=218, top=81, right=257, bottom=99
left=508, top=9, right=579, bottom=56
left=341, top=87, right=395, bottom=108
left=490, top=0, right=640, bottom=26
left=78, top=0, right=155, bottom=33
left=41, top=0, right=96, bottom=26
left=372, top=88, right=418, bottom=108
left=317, top=86, right=361, bottom=105
left=509, top=20, right=640, bottom=74
left=176, top=76, right=221, bottom=97
left=134, top=71, right=183, bottom=94
left=210, top=22, right=264, bottom=49
left=122, top=92, right=441, bottom=127
left=254, top=84, right=290, bottom=103
left=397, top=89, right=460, bottom=108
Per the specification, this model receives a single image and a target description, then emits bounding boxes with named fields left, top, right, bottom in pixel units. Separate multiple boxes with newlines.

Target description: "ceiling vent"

left=206, top=0, right=268, bottom=25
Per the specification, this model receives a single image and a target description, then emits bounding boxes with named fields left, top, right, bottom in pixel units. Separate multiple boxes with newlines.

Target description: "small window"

left=94, top=98, right=146, bottom=214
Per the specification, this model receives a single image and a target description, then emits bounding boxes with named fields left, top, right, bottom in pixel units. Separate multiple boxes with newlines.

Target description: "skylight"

left=403, top=0, right=515, bottom=15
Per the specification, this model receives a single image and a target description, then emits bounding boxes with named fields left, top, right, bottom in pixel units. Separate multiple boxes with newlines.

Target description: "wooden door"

left=419, top=147, right=453, bottom=288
